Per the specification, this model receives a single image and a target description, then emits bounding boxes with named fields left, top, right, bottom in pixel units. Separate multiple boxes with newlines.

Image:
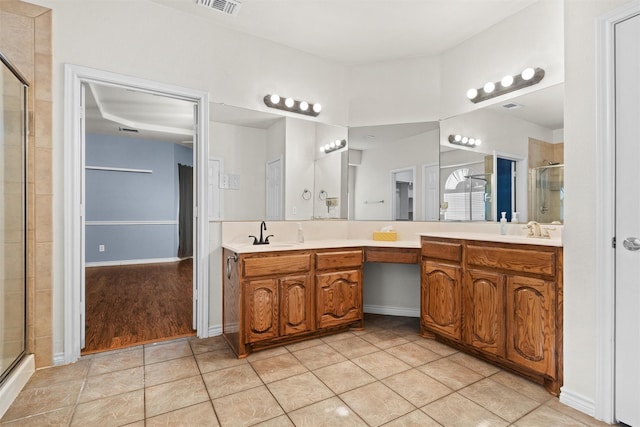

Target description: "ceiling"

left=85, top=0, right=563, bottom=144
left=151, top=0, right=540, bottom=65
left=85, top=83, right=196, bottom=145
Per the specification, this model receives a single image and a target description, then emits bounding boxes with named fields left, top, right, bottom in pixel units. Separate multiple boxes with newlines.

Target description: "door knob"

left=623, top=237, right=640, bottom=251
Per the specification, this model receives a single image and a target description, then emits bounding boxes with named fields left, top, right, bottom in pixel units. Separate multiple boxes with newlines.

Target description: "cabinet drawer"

left=365, top=247, right=419, bottom=264
left=466, top=244, right=556, bottom=276
left=316, top=249, right=363, bottom=270
left=421, top=239, right=462, bottom=263
left=242, top=253, right=311, bottom=278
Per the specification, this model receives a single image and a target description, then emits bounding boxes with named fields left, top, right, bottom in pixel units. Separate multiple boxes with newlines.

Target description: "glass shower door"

left=1, top=52, right=28, bottom=385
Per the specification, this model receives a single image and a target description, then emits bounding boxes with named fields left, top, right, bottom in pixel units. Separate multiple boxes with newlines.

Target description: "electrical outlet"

left=99, top=245, right=105, bottom=252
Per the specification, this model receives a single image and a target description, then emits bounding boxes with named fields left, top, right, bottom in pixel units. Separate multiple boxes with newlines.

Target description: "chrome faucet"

left=524, top=221, right=553, bottom=238
left=249, top=221, right=273, bottom=245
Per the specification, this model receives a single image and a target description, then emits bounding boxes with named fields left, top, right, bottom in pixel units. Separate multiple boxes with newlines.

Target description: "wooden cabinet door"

left=279, top=274, right=313, bottom=336
left=316, top=270, right=362, bottom=329
left=244, top=279, right=279, bottom=343
left=506, top=275, right=555, bottom=377
left=463, top=269, right=505, bottom=357
left=421, top=261, right=461, bottom=340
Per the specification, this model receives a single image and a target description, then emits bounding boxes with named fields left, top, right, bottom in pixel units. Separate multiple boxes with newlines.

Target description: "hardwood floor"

left=83, top=259, right=195, bottom=355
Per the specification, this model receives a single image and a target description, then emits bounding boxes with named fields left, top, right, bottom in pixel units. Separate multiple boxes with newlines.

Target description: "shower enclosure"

left=1, top=52, right=28, bottom=385
left=529, top=163, right=564, bottom=224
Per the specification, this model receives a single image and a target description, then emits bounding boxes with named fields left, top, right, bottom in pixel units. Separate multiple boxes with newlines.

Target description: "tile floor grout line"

left=4, top=316, right=612, bottom=427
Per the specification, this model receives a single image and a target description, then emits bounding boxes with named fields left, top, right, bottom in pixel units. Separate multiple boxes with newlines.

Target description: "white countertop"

left=419, top=231, right=563, bottom=247
left=223, top=231, right=562, bottom=253
left=223, top=239, right=421, bottom=254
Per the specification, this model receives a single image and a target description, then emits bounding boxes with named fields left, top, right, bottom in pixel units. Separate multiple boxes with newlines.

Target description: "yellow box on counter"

left=372, top=231, right=398, bottom=241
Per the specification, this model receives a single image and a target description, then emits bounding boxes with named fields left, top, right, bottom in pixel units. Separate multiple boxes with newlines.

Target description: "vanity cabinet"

left=462, top=269, right=505, bottom=357
left=420, top=238, right=463, bottom=341
left=244, top=274, right=313, bottom=343
left=315, top=249, right=364, bottom=329
left=420, top=236, right=563, bottom=395
left=223, top=247, right=363, bottom=358
left=421, top=261, right=461, bottom=341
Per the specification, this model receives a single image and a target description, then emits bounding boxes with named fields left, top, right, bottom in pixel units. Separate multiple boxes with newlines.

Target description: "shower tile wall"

left=528, top=138, right=564, bottom=224
left=0, top=1, right=53, bottom=368
left=528, top=138, right=564, bottom=168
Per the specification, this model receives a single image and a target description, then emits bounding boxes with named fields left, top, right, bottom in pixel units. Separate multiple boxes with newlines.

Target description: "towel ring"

left=318, top=190, right=328, bottom=200
left=302, top=189, right=312, bottom=200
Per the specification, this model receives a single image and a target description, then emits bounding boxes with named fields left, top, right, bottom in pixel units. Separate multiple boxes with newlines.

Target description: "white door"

left=266, top=157, right=282, bottom=220
left=615, top=12, right=640, bottom=426
left=422, top=164, right=439, bottom=221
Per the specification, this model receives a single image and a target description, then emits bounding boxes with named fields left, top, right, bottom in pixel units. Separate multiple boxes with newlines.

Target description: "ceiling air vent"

left=502, top=102, right=522, bottom=110
left=196, top=0, right=242, bottom=17
left=118, top=127, right=139, bottom=133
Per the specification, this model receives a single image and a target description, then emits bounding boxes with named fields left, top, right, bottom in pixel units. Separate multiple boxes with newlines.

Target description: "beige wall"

left=0, top=1, right=53, bottom=368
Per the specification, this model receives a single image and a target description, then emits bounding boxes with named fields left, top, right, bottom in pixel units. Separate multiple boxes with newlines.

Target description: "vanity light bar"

left=264, top=94, right=321, bottom=117
left=466, top=67, right=545, bottom=104
left=448, top=134, right=482, bottom=147
left=320, top=139, right=346, bottom=154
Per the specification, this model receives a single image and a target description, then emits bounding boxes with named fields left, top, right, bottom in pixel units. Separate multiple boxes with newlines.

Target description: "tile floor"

left=1, top=315, right=612, bottom=426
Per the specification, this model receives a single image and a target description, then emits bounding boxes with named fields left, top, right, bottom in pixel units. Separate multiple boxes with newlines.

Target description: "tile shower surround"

left=1, top=315, right=611, bottom=427
left=0, top=1, right=53, bottom=368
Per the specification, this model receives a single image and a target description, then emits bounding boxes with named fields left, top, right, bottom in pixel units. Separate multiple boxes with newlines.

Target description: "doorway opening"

left=81, top=82, right=198, bottom=354
left=496, top=157, right=516, bottom=222
left=391, top=167, right=415, bottom=221
left=64, top=65, right=209, bottom=363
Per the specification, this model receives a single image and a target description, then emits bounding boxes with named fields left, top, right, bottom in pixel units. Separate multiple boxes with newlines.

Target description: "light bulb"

left=475, top=139, right=482, bottom=146
left=521, top=67, right=535, bottom=80
left=469, top=138, right=476, bottom=145
left=320, top=146, right=326, bottom=152
left=338, top=139, right=345, bottom=146
left=269, top=94, right=280, bottom=104
left=285, top=98, right=294, bottom=108
left=454, top=134, right=462, bottom=142
left=313, top=103, right=322, bottom=113
left=483, top=82, right=495, bottom=93
left=324, top=144, right=330, bottom=151
left=466, top=88, right=478, bottom=99
left=501, top=75, right=514, bottom=87
left=299, top=101, right=308, bottom=111
left=462, top=136, right=469, bottom=144
left=329, top=141, right=336, bottom=149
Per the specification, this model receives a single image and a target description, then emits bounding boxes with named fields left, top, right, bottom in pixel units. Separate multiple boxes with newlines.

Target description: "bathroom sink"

left=262, top=243, right=299, bottom=248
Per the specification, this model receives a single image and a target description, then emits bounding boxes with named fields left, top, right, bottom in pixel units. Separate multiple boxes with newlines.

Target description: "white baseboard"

left=86, top=257, right=183, bottom=267
left=364, top=304, right=420, bottom=318
left=53, top=352, right=66, bottom=366
left=0, top=355, right=34, bottom=419
left=559, top=387, right=596, bottom=417
left=208, top=325, right=222, bottom=337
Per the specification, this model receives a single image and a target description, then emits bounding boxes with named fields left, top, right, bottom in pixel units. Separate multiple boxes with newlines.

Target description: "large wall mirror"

left=440, top=83, right=564, bottom=224
left=347, top=122, right=440, bottom=221
left=83, top=85, right=561, bottom=225
left=348, top=83, right=564, bottom=224
left=210, top=104, right=348, bottom=221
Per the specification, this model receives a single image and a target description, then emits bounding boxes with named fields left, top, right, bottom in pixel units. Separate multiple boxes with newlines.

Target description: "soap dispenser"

left=500, top=212, right=508, bottom=235
left=297, top=222, right=304, bottom=243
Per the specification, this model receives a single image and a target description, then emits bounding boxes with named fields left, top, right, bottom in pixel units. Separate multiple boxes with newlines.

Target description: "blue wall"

left=85, top=133, right=193, bottom=263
